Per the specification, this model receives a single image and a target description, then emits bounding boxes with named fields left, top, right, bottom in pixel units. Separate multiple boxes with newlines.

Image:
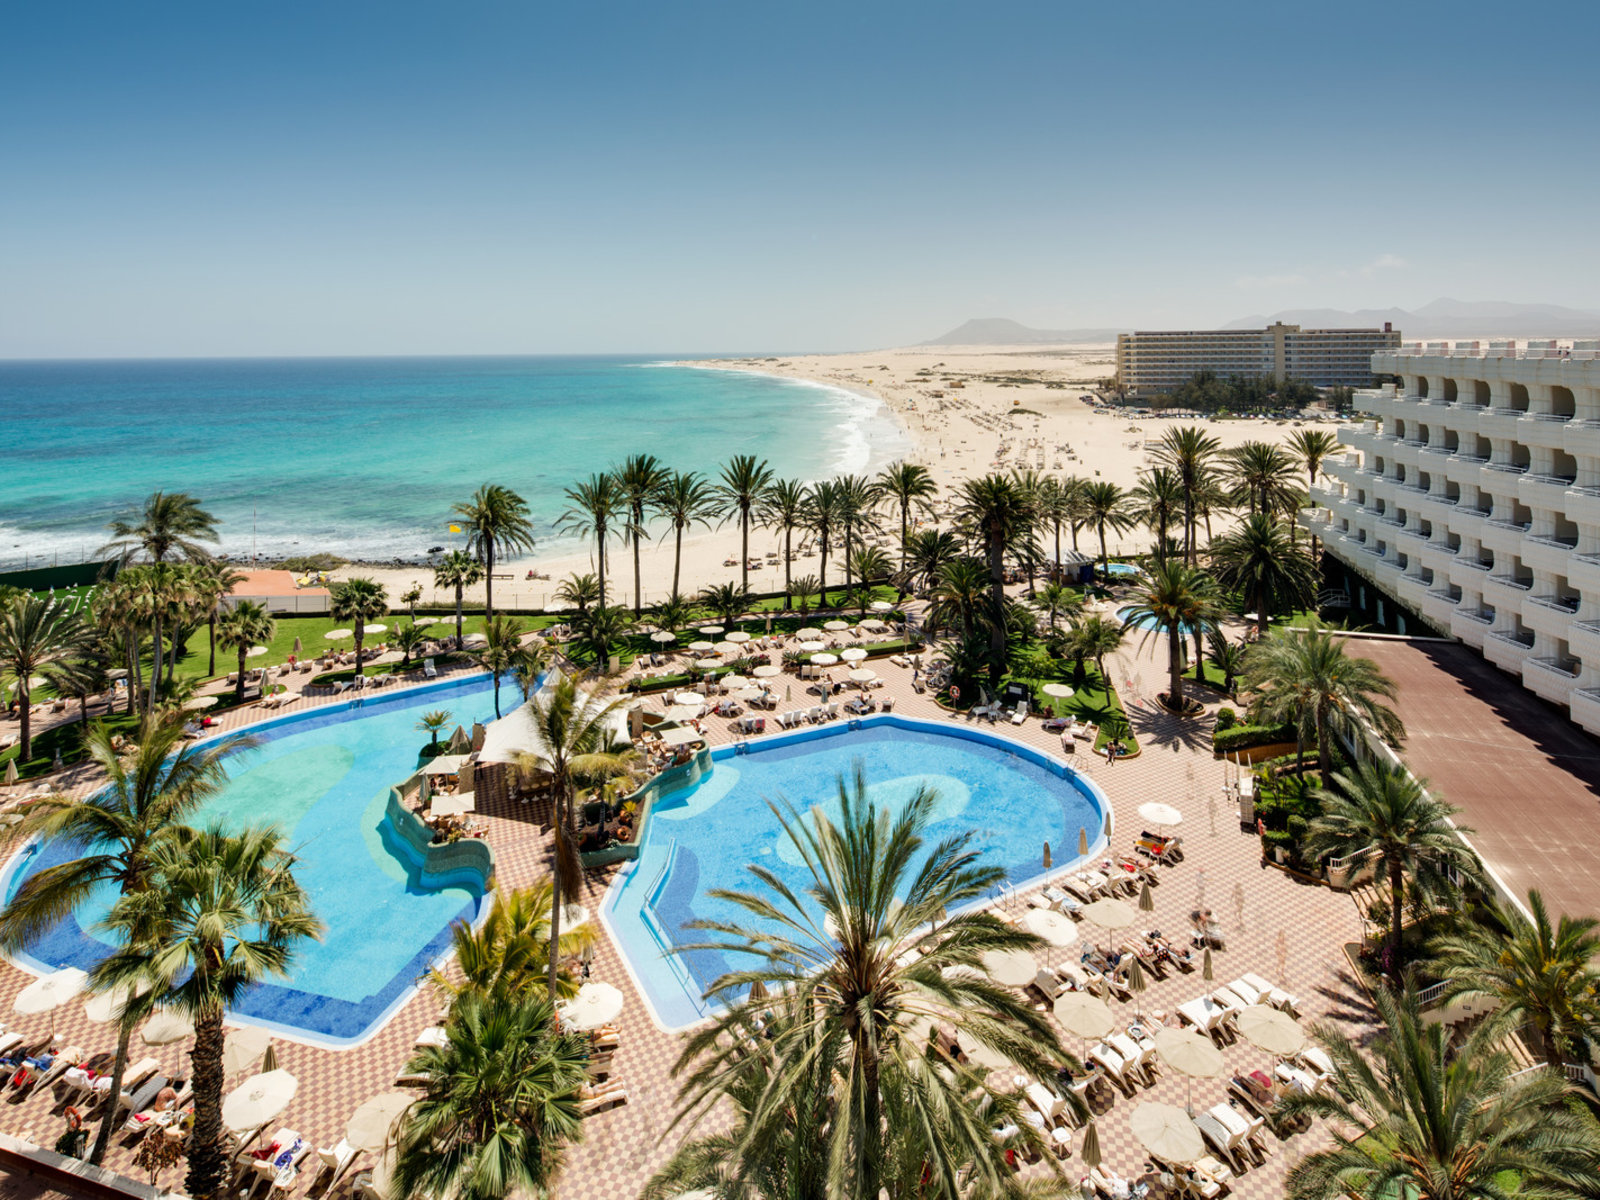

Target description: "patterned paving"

left=0, top=616, right=1369, bottom=1199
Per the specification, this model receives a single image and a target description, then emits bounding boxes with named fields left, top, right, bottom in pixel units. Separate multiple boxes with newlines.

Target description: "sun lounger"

left=1191, top=1110, right=1245, bottom=1174
left=1178, top=997, right=1230, bottom=1039
left=1053, top=960, right=1091, bottom=992
left=1106, top=1032, right=1154, bottom=1085
left=1209, top=1101, right=1268, bottom=1165
left=423, top=658, right=438, bottom=679
left=314, top=1140, right=359, bottom=1192
left=116, top=1072, right=168, bottom=1117
left=1240, top=971, right=1300, bottom=1015
left=577, top=1084, right=628, bottom=1113
left=1032, top=967, right=1067, bottom=1000
left=1211, top=985, right=1250, bottom=1016
left=415, top=1026, right=448, bottom=1048
left=1082, top=961, right=1131, bottom=1001
left=1275, top=1061, right=1326, bottom=1097
left=1296, top=1045, right=1335, bottom=1078
left=1010, top=699, right=1029, bottom=724
left=1024, top=1079, right=1065, bottom=1124
left=1088, top=1043, right=1136, bottom=1095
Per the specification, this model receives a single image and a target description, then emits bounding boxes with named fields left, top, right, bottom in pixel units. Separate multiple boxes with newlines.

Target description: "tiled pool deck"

left=0, top=623, right=1372, bottom=1200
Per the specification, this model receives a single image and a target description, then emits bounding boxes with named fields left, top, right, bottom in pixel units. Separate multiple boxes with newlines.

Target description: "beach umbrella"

left=1236, top=1005, right=1305, bottom=1057
left=1138, top=881, right=1155, bottom=912
left=1202, top=947, right=1213, bottom=981
left=713, top=641, right=739, bottom=656
left=1154, top=1028, right=1224, bottom=1114
left=811, top=653, right=839, bottom=666
left=870, top=600, right=894, bottom=613
left=1129, top=1101, right=1204, bottom=1165
left=725, top=631, right=752, bottom=644
left=840, top=647, right=868, bottom=662
left=1127, top=956, right=1148, bottom=1017
left=687, top=641, right=714, bottom=653
left=364, top=624, right=388, bottom=636
left=1080, top=1121, right=1103, bottom=1170
left=1138, top=802, right=1184, bottom=829
left=650, top=631, right=676, bottom=645
left=292, top=637, right=303, bottom=656
left=672, top=692, right=705, bottom=708
left=1022, top=907, right=1076, bottom=947
left=1078, top=826, right=1089, bottom=856
left=4, top=761, right=17, bottom=788
left=184, top=695, right=217, bottom=711
left=797, top=640, right=825, bottom=653
left=747, top=980, right=768, bottom=1004
left=14, top=967, right=87, bottom=1032
left=752, top=665, right=781, bottom=678
left=246, top=646, right=268, bottom=658
left=979, top=948, right=1037, bottom=988
left=83, top=979, right=151, bottom=1025
left=1052, top=992, right=1114, bottom=1047
left=222, top=1026, right=272, bottom=1079
left=559, top=982, right=624, bottom=1030
left=561, top=903, right=589, bottom=929
left=794, top=627, right=822, bottom=639
left=222, top=1069, right=298, bottom=1133
left=697, top=626, right=724, bottom=637
left=1041, top=682, right=1075, bottom=699
left=324, top=629, right=353, bottom=640
left=1080, top=898, right=1137, bottom=931
left=847, top=668, right=875, bottom=682
left=446, top=726, right=472, bottom=754
left=142, top=1010, right=195, bottom=1046
left=346, top=1092, right=414, bottom=1154
left=261, top=1043, right=279, bottom=1074
left=823, top=620, right=849, bottom=632
left=1043, top=841, right=1052, bottom=869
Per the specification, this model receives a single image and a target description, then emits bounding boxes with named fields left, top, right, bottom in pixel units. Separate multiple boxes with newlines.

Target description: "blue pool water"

left=1104, top=562, right=1144, bottom=579
left=1, top=676, right=502, bottom=1047
left=603, top=717, right=1109, bottom=1029
left=1116, top=604, right=1197, bottom=635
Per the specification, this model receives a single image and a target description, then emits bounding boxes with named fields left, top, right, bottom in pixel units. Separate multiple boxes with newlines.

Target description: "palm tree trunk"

left=672, top=525, right=684, bottom=599
left=986, top=535, right=1007, bottom=678
left=1317, top=700, right=1333, bottom=789
left=740, top=510, right=750, bottom=593
left=149, top=612, right=164, bottom=713
left=89, top=1026, right=133, bottom=1164
left=900, top=502, right=910, bottom=578
left=207, top=612, right=217, bottom=677
left=1052, top=518, right=1062, bottom=576
left=184, top=1005, right=228, bottom=1200
left=1169, top=627, right=1184, bottom=709
left=17, top=687, right=31, bottom=762
left=236, top=650, right=247, bottom=704
left=595, top=533, right=607, bottom=611
left=818, top=532, right=830, bottom=603
left=354, top=630, right=366, bottom=678
left=125, top=634, right=138, bottom=715
left=455, top=585, right=465, bottom=647
left=783, top=526, right=793, bottom=609
left=860, top=1049, right=884, bottom=1200
left=546, top=786, right=567, bottom=1000
left=632, top=512, right=644, bottom=618
left=1098, top=522, right=1109, bottom=576
left=1388, top=858, right=1405, bottom=972
left=485, top=537, right=496, bottom=621
left=1184, top=495, right=1196, bottom=565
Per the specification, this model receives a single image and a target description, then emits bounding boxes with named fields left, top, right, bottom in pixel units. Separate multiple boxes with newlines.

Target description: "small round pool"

left=1116, top=604, right=1198, bottom=635
left=603, top=715, right=1110, bottom=1029
left=1104, top=562, right=1144, bottom=579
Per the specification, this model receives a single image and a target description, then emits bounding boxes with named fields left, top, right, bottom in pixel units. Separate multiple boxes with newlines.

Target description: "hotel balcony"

left=1521, top=595, right=1581, bottom=641
left=1478, top=408, right=1529, bottom=441
left=1520, top=474, right=1576, bottom=512
left=1568, top=618, right=1600, bottom=664
left=1525, top=655, right=1581, bottom=706
left=1484, top=629, right=1536, bottom=674
left=1521, top=534, right=1578, bottom=577
left=1569, top=687, right=1600, bottom=736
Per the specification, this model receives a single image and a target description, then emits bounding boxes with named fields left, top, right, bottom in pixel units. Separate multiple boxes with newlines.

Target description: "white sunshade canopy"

left=558, top=982, right=624, bottom=1030
left=14, top=968, right=87, bottom=1015
left=223, top=1069, right=298, bottom=1133
left=478, top=690, right=631, bottom=765
left=1138, top=802, right=1184, bottom=828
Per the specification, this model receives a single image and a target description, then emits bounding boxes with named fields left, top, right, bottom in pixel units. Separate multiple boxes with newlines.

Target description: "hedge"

left=1213, top=722, right=1297, bottom=753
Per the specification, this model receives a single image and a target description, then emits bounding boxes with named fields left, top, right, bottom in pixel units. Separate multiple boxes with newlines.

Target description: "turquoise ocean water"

left=0, top=356, right=911, bottom=571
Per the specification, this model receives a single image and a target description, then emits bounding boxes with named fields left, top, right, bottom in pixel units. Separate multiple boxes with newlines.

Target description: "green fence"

left=0, top=561, right=118, bottom=592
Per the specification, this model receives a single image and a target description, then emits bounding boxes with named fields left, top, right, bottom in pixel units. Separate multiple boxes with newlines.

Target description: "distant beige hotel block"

left=1308, top=338, right=1600, bottom=733
left=1115, top=322, right=1401, bottom=396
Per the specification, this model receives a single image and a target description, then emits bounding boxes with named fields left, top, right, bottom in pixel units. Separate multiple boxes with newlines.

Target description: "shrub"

left=1214, top=707, right=1237, bottom=731
left=1213, top=721, right=1296, bottom=753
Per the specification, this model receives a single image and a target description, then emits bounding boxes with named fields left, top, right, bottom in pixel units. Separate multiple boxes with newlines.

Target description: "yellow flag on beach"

left=448, top=524, right=462, bottom=533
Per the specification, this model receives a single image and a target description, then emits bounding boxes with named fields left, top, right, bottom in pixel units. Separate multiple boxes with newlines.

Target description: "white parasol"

left=979, top=948, right=1038, bottom=988
left=346, top=1092, right=415, bottom=1153
left=222, top=1026, right=273, bottom=1079
left=324, top=629, right=353, bottom=640
left=794, top=627, right=823, bottom=639
left=1129, top=1101, right=1204, bottom=1165
left=823, top=620, right=850, bottom=632
left=840, top=647, right=868, bottom=662
left=1079, top=898, right=1138, bottom=931
left=650, top=630, right=677, bottom=645
left=364, top=624, right=388, bottom=635
left=870, top=601, right=894, bottom=613
left=752, top=665, right=781, bottom=678
left=1022, top=907, right=1077, bottom=946
left=725, top=631, right=752, bottom=644
left=1041, top=683, right=1075, bottom=698
left=223, top=1069, right=299, bottom=1133
left=184, top=695, right=218, bottom=711
left=672, top=692, right=706, bottom=708
left=847, top=668, right=876, bottom=683
left=1052, top=991, right=1115, bottom=1041
left=142, top=1010, right=195, bottom=1045
left=558, top=982, right=624, bottom=1030
left=811, top=653, right=839, bottom=666
left=1138, top=802, right=1184, bottom=829
left=1153, top=1027, right=1225, bottom=1113
left=687, top=641, right=715, bottom=653
left=246, top=646, right=269, bottom=658
left=14, top=968, right=87, bottom=1031
left=1235, top=1005, right=1305, bottom=1057
left=697, top=625, right=724, bottom=637
left=83, top=978, right=151, bottom=1025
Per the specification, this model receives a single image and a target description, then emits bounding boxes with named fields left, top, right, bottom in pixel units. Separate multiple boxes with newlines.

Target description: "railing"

left=1456, top=558, right=1492, bottom=572
left=1525, top=474, right=1577, bottom=488
left=1454, top=609, right=1495, bottom=624
left=1485, top=518, right=1531, bottom=532
left=1527, top=594, right=1580, bottom=614
left=1487, top=630, right=1537, bottom=649
left=1484, top=461, right=1529, bottom=474
left=1525, top=533, right=1579, bottom=550
left=1529, top=411, right=1575, bottom=422
left=1528, top=656, right=1581, bottom=679
left=1486, top=574, right=1533, bottom=590
left=1417, top=981, right=1448, bottom=1008
left=1426, top=588, right=1462, bottom=604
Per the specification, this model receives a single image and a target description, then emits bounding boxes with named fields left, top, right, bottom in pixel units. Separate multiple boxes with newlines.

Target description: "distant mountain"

left=1225, top=298, right=1600, bottom=338
left=923, top=317, right=1122, bottom=345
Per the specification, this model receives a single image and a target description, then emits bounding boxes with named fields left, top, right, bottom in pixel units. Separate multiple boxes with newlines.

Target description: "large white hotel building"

left=1116, top=322, right=1400, bottom=397
left=1311, top=339, right=1600, bottom=733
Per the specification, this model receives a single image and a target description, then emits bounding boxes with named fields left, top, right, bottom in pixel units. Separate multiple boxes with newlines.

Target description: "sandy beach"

left=333, top=343, right=1335, bottom=610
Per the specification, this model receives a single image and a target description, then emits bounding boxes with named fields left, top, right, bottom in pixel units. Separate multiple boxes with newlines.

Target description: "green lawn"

left=1, top=709, right=138, bottom=780
left=1182, top=660, right=1234, bottom=692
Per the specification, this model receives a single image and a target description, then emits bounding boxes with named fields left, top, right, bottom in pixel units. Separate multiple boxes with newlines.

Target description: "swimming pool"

left=0, top=675, right=503, bottom=1048
left=1116, top=604, right=1197, bottom=635
left=602, top=715, right=1110, bottom=1030
left=1104, top=562, right=1144, bottom=579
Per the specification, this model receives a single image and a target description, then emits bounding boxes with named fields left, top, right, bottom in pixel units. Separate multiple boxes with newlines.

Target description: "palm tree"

left=190, top=561, right=244, bottom=677
left=1075, top=613, right=1126, bottom=685
left=927, top=557, right=989, bottom=645
left=121, top=562, right=195, bottom=712
left=553, top=572, right=600, bottom=615
left=1281, top=987, right=1600, bottom=1200
left=1120, top=561, right=1219, bottom=713
left=1290, top=427, right=1343, bottom=554
left=848, top=545, right=891, bottom=612
left=1034, top=581, right=1082, bottom=631
left=401, top=583, right=422, bottom=621
left=103, top=491, right=219, bottom=563
left=93, top=826, right=321, bottom=1200
left=650, top=592, right=696, bottom=637
left=0, top=592, right=96, bottom=759
left=757, top=478, right=809, bottom=608
left=1080, top=480, right=1134, bottom=576
left=1209, top=513, right=1319, bottom=636
left=394, top=621, right=428, bottom=667
left=331, top=577, right=388, bottom=678
left=1432, top=889, right=1600, bottom=1071
left=873, top=462, right=938, bottom=579
left=453, top=484, right=537, bottom=621
left=957, top=474, right=1034, bottom=678
left=433, top=549, right=484, bottom=647
left=1225, top=440, right=1300, bottom=516
left=1132, top=467, right=1185, bottom=564
left=428, top=881, right=593, bottom=1008
left=791, top=574, right=819, bottom=619
left=475, top=615, right=525, bottom=719
left=93, top=575, right=145, bottom=714
left=1034, top=476, right=1078, bottom=574
left=572, top=605, right=631, bottom=670
left=806, top=478, right=843, bottom=603
left=715, top=455, right=775, bottom=594
left=1153, top=426, right=1221, bottom=563
left=390, top=989, right=588, bottom=1200
left=670, top=768, right=1078, bottom=1200
left=1205, top=631, right=1245, bottom=696
left=559, top=473, right=624, bottom=610
left=698, top=581, right=752, bottom=627
left=0, top=719, right=245, bottom=1166
left=1242, top=622, right=1405, bottom=787
left=611, top=454, right=671, bottom=618
left=513, top=679, right=629, bottom=998
left=1307, top=760, right=1479, bottom=970
left=417, top=710, right=454, bottom=748
left=902, top=527, right=961, bottom=597
left=652, top=471, right=718, bottom=601
left=215, top=600, right=275, bottom=704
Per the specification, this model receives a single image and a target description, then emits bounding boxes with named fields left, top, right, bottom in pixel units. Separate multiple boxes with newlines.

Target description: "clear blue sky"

left=3, top=1, right=1596, bottom=357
